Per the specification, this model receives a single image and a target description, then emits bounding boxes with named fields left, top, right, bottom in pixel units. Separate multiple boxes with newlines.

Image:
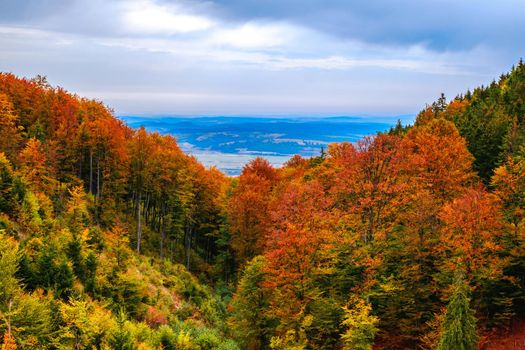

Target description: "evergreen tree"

left=437, top=277, right=478, bottom=350
left=67, top=238, right=85, bottom=281
left=55, top=261, right=74, bottom=298
left=229, top=256, right=277, bottom=349
left=108, top=309, right=136, bottom=350
left=84, top=252, right=97, bottom=296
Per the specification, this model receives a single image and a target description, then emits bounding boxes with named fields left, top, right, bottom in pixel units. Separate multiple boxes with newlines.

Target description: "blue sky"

left=0, top=0, right=523, bottom=116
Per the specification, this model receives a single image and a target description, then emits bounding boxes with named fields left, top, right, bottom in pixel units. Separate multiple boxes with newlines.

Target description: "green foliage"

left=304, top=297, right=344, bottom=349
left=419, top=60, right=525, bottom=182
left=32, top=250, right=74, bottom=299
left=269, top=316, right=311, bottom=350
left=0, top=234, right=19, bottom=305
left=83, top=252, right=97, bottom=295
left=437, top=277, right=478, bottom=350
left=194, top=328, right=221, bottom=350
left=7, top=293, right=53, bottom=348
left=20, top=191, right=43, bottom=228
left=108, top=309, right=136, bottom=350
left=229, top=256, right=277, bottom=349
left=66, top=237, right=85, bottom=281
left=107, top=272, right=142, bottom=317
left=0, top=234, right=54, bottom=348
left=56, top=299, right=115, bottom=349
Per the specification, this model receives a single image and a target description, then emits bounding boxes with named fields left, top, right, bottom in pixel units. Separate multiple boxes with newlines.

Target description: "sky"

left=0, top=0, right=524, bottom=117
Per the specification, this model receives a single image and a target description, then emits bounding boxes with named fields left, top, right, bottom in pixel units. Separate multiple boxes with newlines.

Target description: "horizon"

left=118, top=113, right=415, bottom=122
left=120, top=114, right=402, bottom=175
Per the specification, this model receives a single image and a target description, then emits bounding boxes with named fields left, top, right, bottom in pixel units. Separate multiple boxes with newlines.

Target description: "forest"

left=0, top=60, right=525, bottom=350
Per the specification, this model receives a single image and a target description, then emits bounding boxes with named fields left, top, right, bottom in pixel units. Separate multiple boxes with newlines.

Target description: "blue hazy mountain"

left=119, top=116, right=412, bottom=175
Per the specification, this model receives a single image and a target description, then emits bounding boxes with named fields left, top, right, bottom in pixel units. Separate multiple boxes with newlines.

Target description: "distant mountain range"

left=119, top=116, right=413, bottom=175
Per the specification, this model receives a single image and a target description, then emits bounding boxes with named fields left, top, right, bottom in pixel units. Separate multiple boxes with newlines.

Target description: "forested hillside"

left=1, top=61, right=525, bottom=350
left=0, top=73, right=237, bottom=349
left=227, top=61, right=525, bottom=349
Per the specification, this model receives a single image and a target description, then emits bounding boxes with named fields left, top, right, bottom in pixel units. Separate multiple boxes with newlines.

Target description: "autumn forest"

left=1, top=61, right=525, bottom=350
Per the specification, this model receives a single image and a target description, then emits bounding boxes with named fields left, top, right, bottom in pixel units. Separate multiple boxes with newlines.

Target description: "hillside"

left=0, top=74, right=237, bottom=349
left=1, top=61, right=525, bottom=349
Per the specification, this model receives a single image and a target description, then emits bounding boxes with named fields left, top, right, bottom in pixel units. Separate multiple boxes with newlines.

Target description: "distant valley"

left=120, top=116, right=411, bottom=175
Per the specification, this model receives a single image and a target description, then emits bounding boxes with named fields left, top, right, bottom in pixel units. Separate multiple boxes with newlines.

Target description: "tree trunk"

left=137, top=191, right=142, bottom=254
left=160, top=213, right=166, bottom=260
left=366, top=207, right=374, bottom=243
left=96, top=157, right=100, bottom=201
left=185, top=223, right=192, bottom=270
left=89, top=150, right=93, bottom=194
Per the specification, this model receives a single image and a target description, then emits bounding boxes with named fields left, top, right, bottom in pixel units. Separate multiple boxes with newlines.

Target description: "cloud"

left=209, top=0, right=525, bottom=51
left=0, top=0, right=522, bottom=117
left=97, top=31, right=487, bottom=75
left=122, top=0, right=214, bottom=35
left=210, top=22, right=298, bottom=49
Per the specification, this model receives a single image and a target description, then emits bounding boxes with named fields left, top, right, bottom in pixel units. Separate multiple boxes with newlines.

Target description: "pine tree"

left=84, top=252, right=97, bottom=296
left=437, top=277, right=478, bottom=350
left=108, top=309, right=136, bottom=350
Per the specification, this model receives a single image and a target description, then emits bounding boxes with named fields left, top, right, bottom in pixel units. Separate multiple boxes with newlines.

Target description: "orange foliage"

left=228, top=158, right=278, bottom=265
left=439, top=187, right=506, bottom=279
left=443, top=98, right=470, bottom=119
left=330, top=134, right=405, bottom=242
left=1, top=332, right=16, bottom=350
left=492, top=158, right=525, bottom=232
left=401, top=119, right=475, bottom=200
left=0, top=93, right=22, bottom=159
left=19, top=138, right=55, bottom=193
left=145, top=306, right=168, bottom=328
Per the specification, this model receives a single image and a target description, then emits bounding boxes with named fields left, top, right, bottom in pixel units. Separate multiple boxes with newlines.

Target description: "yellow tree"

left=0, top=94, right=22, bottom=161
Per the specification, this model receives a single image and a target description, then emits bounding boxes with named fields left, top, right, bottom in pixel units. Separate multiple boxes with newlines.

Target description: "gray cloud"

left=208, top=0, right=525, bottom=51
left=0, top=0, right=522, bottom=116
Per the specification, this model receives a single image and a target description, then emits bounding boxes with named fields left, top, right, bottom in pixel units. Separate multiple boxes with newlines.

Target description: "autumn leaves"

left=227, top=118, right=517, bottom=348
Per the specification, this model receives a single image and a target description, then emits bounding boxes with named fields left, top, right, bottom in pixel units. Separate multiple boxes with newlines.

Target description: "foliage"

left=1, top=63, right=525, bottom=349
left=437, top=277, right=478, bottom=350
left=341, top=296, right=379, bottom=350
left=229, top=256, right=276, bottom=349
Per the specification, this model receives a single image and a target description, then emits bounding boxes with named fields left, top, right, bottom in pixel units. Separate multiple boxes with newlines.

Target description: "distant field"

left=120, top=116, right=412, bottom=175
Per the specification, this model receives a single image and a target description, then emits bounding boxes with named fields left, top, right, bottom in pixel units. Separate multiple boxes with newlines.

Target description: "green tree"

left=229, top=256, right=277, bottom=349
left=84, top=252, right=97, bottom=296
left=108, top=309, right=136, bottom=350
left=0, top=234, right=52, bottom=348
left=0, top=235, right=19, bottom=307
left=437, top=277, right=478, bottom=350
left=67, top=237, right=85, bottom=281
